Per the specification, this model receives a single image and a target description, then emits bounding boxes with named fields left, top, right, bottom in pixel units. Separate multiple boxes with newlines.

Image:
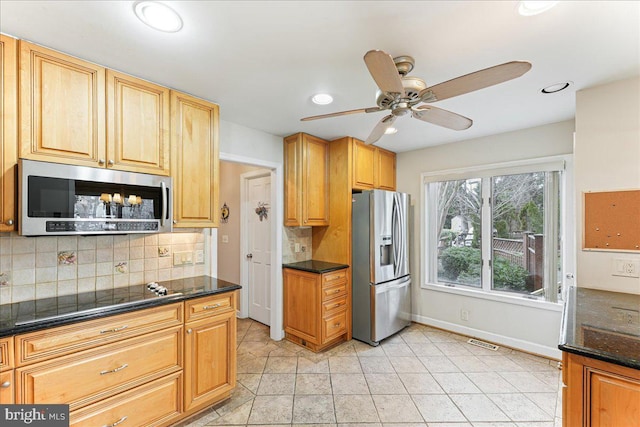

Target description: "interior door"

left=246, top=174, right=272, bottom=325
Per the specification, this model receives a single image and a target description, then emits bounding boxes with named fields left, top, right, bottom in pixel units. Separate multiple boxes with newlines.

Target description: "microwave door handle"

left=160, top=182, right=167, bottom=227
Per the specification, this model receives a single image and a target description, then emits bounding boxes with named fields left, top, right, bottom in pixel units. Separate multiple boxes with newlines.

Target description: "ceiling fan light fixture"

left=541, top=81, right=572, bottom=94
left=311, top=93, right=333, bottom=105
left=384, top=127, right=398, bottom=135
left=518, top=1, right=558, bottom=16
left=134, top=1, right=183, bottom=33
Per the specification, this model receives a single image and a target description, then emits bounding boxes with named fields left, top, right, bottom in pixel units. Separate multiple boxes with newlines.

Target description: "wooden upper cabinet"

left=0, top=35, right=18, bottom=232
left=352, top=138, right=396, bottom=191
left=352, top=139, right=375, bottom=190
left=284, top=133, right=329, bottom=226
left=171, top=91, right=219, bottom=228
left=19, top=40, right=106, bottom=167
left=106, top=70, right=170, bottom=175
left=375, top=146, right=396, bottom=191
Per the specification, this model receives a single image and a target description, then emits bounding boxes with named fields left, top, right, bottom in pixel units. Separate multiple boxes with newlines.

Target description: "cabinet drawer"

left=323, top=269, right=346, bottom=284
left=16, top=303, right=183, bottom=366
left=0, top=370, right=14, bottom=404
left=0, top=337, right=13, bottom=371
left=16, top=326, right=182, bottom=410
left=322, top=310, right=347, bottom=342
left=322, top=296, right=348, bottom=316
left=322, top=282, right=347, bottom=301
left=70, top=372, right=182, bottom=427
left=185, top=293, right=235, bottom=323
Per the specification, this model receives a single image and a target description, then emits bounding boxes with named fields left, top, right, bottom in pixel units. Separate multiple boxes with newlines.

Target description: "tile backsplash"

left=0, top=231, right=207, bottom=304
left=282, top=227, right=312, bottom=264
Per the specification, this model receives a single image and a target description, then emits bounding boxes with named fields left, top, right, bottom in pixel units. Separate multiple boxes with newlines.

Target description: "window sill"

left=422, top=282, right=563, bottom=312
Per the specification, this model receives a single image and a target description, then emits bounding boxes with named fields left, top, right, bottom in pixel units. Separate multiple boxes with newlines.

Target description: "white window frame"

left=420, top=155, right=572, bottom=309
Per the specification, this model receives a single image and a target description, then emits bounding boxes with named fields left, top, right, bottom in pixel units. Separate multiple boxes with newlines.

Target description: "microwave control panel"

left=46, top=221, right=159, bottom=233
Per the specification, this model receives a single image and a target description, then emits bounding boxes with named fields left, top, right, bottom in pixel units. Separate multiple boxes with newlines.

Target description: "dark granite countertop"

left=0, top=276, right=241, bottom=338
left=559, top=286, right=640, bottom=370
left=283, top=260, right=349, bottom=274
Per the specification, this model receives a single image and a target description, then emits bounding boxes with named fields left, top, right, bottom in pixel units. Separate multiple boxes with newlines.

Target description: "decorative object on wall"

left=0, top=272, right=9, bottom=286
left=221, top=202, right=230, bottom=223
left=57, top=251, right=77, bottom=265
left=583, top=189, right=640, bottom=252
left=255, top=202, right=270, bottom=222
left=158, top=246, right=170, bottom=257
left=115, top=262, right=128, bottom=274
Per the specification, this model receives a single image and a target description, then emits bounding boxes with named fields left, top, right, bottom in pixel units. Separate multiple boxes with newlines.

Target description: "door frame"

left=219, top=153, right=284, bottom=341
left=240, top=168, right=272, bottom=326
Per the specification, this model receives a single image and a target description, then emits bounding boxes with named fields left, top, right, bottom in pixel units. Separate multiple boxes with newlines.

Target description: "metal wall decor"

left=221, top=202, right=230, bottom=223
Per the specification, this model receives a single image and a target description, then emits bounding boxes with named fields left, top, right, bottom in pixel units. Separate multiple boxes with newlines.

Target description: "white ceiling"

left=1, top=1, right=639, bottom=152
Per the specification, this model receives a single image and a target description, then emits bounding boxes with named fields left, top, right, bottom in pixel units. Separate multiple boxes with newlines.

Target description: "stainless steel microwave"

left=19, top=159, right=172, bottom=236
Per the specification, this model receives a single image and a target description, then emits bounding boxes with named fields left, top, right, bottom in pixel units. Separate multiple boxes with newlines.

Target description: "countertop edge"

left=283, top=261, right=349, bottom=274
left=0, top=285, right=241, bottom=338
left=558, top=343, right=640, bottom=371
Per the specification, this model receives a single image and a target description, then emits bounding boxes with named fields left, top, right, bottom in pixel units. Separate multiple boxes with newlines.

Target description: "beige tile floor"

left=180, top=318, right=563, bottom=427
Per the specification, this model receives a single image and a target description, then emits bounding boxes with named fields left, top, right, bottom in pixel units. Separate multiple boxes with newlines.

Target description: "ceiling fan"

left=301, top=50, right=532, bottom=145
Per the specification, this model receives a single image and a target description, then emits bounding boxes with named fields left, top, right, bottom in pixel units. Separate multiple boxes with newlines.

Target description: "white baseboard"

left=412, top=313, right=562, bottom=360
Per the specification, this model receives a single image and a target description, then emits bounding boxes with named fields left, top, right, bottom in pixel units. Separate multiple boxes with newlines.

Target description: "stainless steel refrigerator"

left=352, top=189, right=411, bottom=346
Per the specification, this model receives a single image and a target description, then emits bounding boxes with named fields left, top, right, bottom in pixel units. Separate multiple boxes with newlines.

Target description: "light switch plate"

left=195, top=250, right=204, bottom=264
left=173, top=251, right=193, bottom=266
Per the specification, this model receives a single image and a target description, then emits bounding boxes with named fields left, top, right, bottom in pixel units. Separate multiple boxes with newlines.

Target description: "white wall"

left=219, top=119, right=283, bottom=164
left=397, top=120, right=575, bottom=358
left=574, top=76, right=640, bottom=294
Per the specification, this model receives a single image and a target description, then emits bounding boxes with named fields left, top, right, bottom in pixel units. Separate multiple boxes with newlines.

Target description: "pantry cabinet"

left=563, top=351, right=640, bottom=426
left=19, top=40, right=106, bottom=167
left=183, top=293, right=237, bottom=411
left=0, top=34, right=18, bottom=232
left=171, top=91, right=220, bottom=228
left=283, top=267, right=349, bottom=352
left=106, top=70, right=171, bottom=176
left=284, top=132, right=330, bottom=226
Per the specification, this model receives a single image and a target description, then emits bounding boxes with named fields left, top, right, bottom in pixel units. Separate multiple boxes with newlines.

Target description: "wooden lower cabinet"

left=10, top=291, right=238, bottom=426
left=284, top=267, right=349, bottom=352
left=184, top=293, right=237, bottom=412
left=563, top=351, right=640, bottom=426
left=70, top=372, right=182, bottom=427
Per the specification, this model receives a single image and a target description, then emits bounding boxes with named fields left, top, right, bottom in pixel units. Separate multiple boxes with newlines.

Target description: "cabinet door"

left=0, top=370, right=14, bottom=404
left=589, top=367, right=640, bottom=426
left=19, top=41, right=106, bottom=167
left=283, top=269, right=320, bottom=344
left=171, top=91, right=219, bottom=228
left=352, top=140, right=375, bottom=190
left=0, top=35, right=17, bottom=232
left=106, top=70, right=170, bottom=176
left=375, top=147, right=396, bottom=190
left=283, top=134, right=301, bottom=226
left=302, top=135, right=329, bottom=225
left=184, top=311, right=236, bottom=412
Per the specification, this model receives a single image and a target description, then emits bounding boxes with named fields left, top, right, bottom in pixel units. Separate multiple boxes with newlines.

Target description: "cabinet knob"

left=98, top=158, right=105, bottom=165
left=173, top=220, right=177, bottom=224
left=5, top=219, right=13, bottom=226
left=187, top=328, right=192, bottom=334
left=108, top=160, right=115, bottom=166
left=0, top=381, right=10, bottom=388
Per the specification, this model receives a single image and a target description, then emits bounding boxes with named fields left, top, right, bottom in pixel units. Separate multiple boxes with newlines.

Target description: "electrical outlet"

left=173, top=251, right=193, bottom=266
left=460, top=309, right=469, bottom=321
left=221, top=235, right=229, bottom=243
left=195, top=250, right=204, bottom=264
left=613, top=307, right=640, bottom=326
left=295, top=243, right=300, bottom=253
left=612, top=259, right=640, bottom=278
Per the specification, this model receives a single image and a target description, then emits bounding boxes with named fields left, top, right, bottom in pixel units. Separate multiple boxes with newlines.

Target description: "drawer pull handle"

left=100, top=363, right=129, bottom=375
left=103, top=416, right=128, bottom=427
left=333, top=289, right=341, bottom=294
left=100, top=325, right=128, bottom=334
left=334, top=323, right=341, bottom=328
left=334, top=303, right=341, bottom=308
left=1, top=381, right=10, bottom=388
left=203, top=303, right=222, bottom=310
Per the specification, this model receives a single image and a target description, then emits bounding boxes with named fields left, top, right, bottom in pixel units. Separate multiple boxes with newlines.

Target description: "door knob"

left=246, top=254, right=253, bottom=259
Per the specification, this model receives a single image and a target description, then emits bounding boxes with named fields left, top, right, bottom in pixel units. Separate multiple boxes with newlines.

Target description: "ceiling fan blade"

left=412, top=105, right=472, bottom=130
left=365, top=114, right=397, bottom=145
left=364, top=50, right=404, bottom=95
left=420, top=61, right=532, bottom=102
left=301, top=107, right=382, bottom=121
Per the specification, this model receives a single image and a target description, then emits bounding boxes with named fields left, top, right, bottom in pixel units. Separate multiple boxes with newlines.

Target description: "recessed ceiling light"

left=134, top=1, right=183, bottom=33
left=384, top=127, right=398, bottom=135
left=518, top=1, right=558, bottom=16
left=541, top=81, right=572, bottom=94
left=311, top=94, right=333, bottom=105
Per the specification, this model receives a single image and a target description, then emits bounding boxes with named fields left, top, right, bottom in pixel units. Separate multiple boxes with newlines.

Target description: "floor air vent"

left=467, top=338, right=499, bottom=351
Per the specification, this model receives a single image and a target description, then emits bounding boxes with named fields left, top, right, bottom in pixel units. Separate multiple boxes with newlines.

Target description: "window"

left=423, top=158, right=565, bottom=303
